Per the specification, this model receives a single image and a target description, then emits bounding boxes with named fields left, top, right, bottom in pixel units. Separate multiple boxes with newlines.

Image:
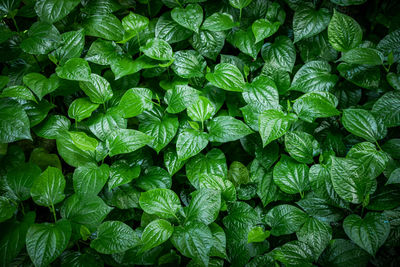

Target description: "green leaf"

left=258, top=109, right=297, bottom=147
left=73, top=163, right=109, bottom=196
left=171, top=222, right=213, bottom=266
left=140, top=219, right=174, bottom=252
left=227, top=28, right=262, bottom=60
left=51, top=29, right=85, bottom=65
left=186, top=149, right=228, bottom=188
left=337, top=62, right=380, bottom=89
left=253, top=163, right=278, bottom=206
left=272, top=240, right=314, bottom=266
left=83, top=13, right=124, bottom=41
left=228, top=161, right=250, bottom=186
left=285, top=131, right=320, bottom=164
left=186, top=189, right=221, bottom=225
left=23, top=73, right=59, bottom=100
left=5, top=162, right=41, bottom=201
left=35, top=0, right=80, bottom=23
left=171, top=4, right=203, bottom=33
left=229, top=0, right=252, bottom=9
left=109, top=160, right=140, bottom=189
left=187, top=96, right=215, bottom=123
left=319, top=239, right=370, bottom=267
left=289, top=60, right=338, bottom=93
left=293, top=92, right=340, bottom=122
left=264, top=204, right=308, bottom=236
left=273, top=155, right=310, bottom=195
left=261, top=36, right=296, bottom=72
left=26, top=220, right=71, bottom=267
left=156, top=13, right=193, bottom=44
left=106, top=128, right=153, bottom=156
left=56, top=58, right=91, bottom=82
left=117, top=88, right=151, bottom=118
left=330, top=0, right=367, bottom=5
left=372, top=91, right=400, bottom=128
left=68, top=131, right=98, bottom=151
left=386, top=168, right=400, bottom=185
left=252, top=19, right=281, bottom=43
left=0, top=197, right=16, bottom=222
left=30, top=166, right=65, bottom=207
left=79, top=74, right=113, bottom=104
left=60, top=194, right=112, bottom=229
left=342, top=108, right=386, bottom=142
left=387, top=72, right=400, bottom=90
left=171, top=50, right=206, bottom=78
left=0, top=99, right=31, bottom=143
left=208, top=116, right=253, bottom=143
left=90, top=221, right=139, bottom=254
left=164, top=147, right=186, bottom=176
left=87, top=109, right=126, bottom=141
left=176, top=129, right=209, bottom=161
left=343, top=213, right=390, bottom=255
left=85, top=38, right=122, bottom=66
left=340, top=48, right=384, bottom=66
left=191, top=30, right=225, bottom=60
left=296, top=217, right=332, bottom=259
left=247, top=227, right=270, bottom=243
left=20, top=22, right=61, bottom=55
left=377, top=29, right=400, bottom=63
left=139, top=188, right=181, bottom=219
left=138, top=106, right=179, bottom=153
left=1, top=85, right=37, bottom=103
left=243, top=75, right=279, bottom=112
left=202, top=12, right=236, bottom=32
left=206, top=63, right=245, bottom=92
left=140, top=38, right=174, bottom=61
left=164, top=85, right=200, bottom=114
left=68, top=98, right=99, bottom=122
left=121, top=12, right=149, bottom=42
left=199, top=174, right=236, bottom=202
left=329, top=156, right=375, bottom=204
left=293, top=5, right=330, bottom=43
left=136, top=166, right=171, bottom=191
left=0, top=212, right=35, bottom=266
left=328, top=9, right=362, bottom=51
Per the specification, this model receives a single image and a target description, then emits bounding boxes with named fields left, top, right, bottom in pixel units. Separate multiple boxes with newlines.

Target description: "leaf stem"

left=11, top=16, right=19, bottom=32
left=375, top=141, right=382, bottom=151
left=51, top=204, right=57, bottom=222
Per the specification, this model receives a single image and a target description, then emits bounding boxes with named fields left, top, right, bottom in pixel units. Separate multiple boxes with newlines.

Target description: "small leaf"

left=68, top=98, right=99, bottom=122
left=247, top=227, right=270, bottom=243
left=252, top=19, right=280, bottom=43
left=328, top=9, right=362, bottom=51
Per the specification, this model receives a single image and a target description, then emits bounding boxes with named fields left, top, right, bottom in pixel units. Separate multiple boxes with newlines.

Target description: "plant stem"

left=32, top=55, right=43, bottom=72
left=51, top=204, right=57, bottom=222
left=375, top=141, right=382, bottom=151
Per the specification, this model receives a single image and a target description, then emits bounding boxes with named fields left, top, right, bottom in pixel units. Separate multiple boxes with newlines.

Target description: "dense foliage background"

left=1, top=0, right=400, bottom=266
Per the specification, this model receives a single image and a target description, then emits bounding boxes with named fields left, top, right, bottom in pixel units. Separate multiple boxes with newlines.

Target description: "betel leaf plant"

left=0, top=0, right=400, bottom=266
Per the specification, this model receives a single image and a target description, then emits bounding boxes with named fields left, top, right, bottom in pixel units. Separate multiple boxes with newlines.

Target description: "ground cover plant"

left=0, top=0, right=400, bottom=266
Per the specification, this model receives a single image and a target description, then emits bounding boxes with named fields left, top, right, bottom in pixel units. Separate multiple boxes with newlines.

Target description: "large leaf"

left=319, top=239, right=370, bottom=267
left=20, top=22, right=61, bottom=55
left=83, top=13, right=124, bottom=41
left=258, top=109, right=297, bottom=147
left=6, top=162, right=41, bottom=201
left=261, top=36, right=296, bottom=73
left=170, top=222, right=214, bottom=266
left=264, top=204, right=308, bottom=236
left=51, top=29, right=85, bottom=65
left=206, top=63, right=245, bottom=92
left=56, top=58, right=91, bottom=82
left=293, top=91, right=340, bottom=122
left=26, top=220, right=71, bottom=267
left=106, top=128, right=153, bottom=156
left=140, top=38, right=174, bottom=61
left=30, top=166, right=65, bottom=207
left=252, top=19, right=280, bottom=43
left=208, top=116, right=253, bottom=143
left=372, top=91, right=400, bottom=127
left=23, top=73, right=59, bottom=100
left=202, top=12, right=236, bottom=32
left=340, top=48, right=384, bottom=66
left=191, top=30, right=225, bottom=60
left=185, top=189, right=221, bottom=225
left=273, top=155, right=310, bottom=196
left=164, top=85, right=200, bottom=114
left=227, top=28, right=262, bottom=60
left=139, top=188, right=181, bottom=219
left=138, top=106, right=179, bottom=153
left=79, top=74, right=113, bottom=104
left=243, top=75, right=279, bottom=112
left=342, top=108, right=386, bottom=142
left=297, top=217, right=332, bottom=259
left=285, top=131, right=320, bottom=164
left=35, top=0, right=80, bottom=23
left=176, top=129, right=209, bottom=160
left=293, top=5, right=330, bottom=42
left=328, top=9, right=362, bottom=51
left=290, top=61, right=338, bottom=93
left=90, top=221, right=139, bottom=254
left=0, top=99, right=31, bottom=143
left=73, top=163, right=109, bottom=196
left=140, top=219, right=174, bottom=252
left=68, top=98, right=99, bottom=122
left=171, top=50, right=206, bottom=78
left=171, top=4, right=203, bottom=33
left=343, top=213, right=390, bottom=255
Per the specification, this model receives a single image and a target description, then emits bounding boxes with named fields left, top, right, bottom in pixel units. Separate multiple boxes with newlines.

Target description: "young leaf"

left=252, top=19, right=281, bottom=43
